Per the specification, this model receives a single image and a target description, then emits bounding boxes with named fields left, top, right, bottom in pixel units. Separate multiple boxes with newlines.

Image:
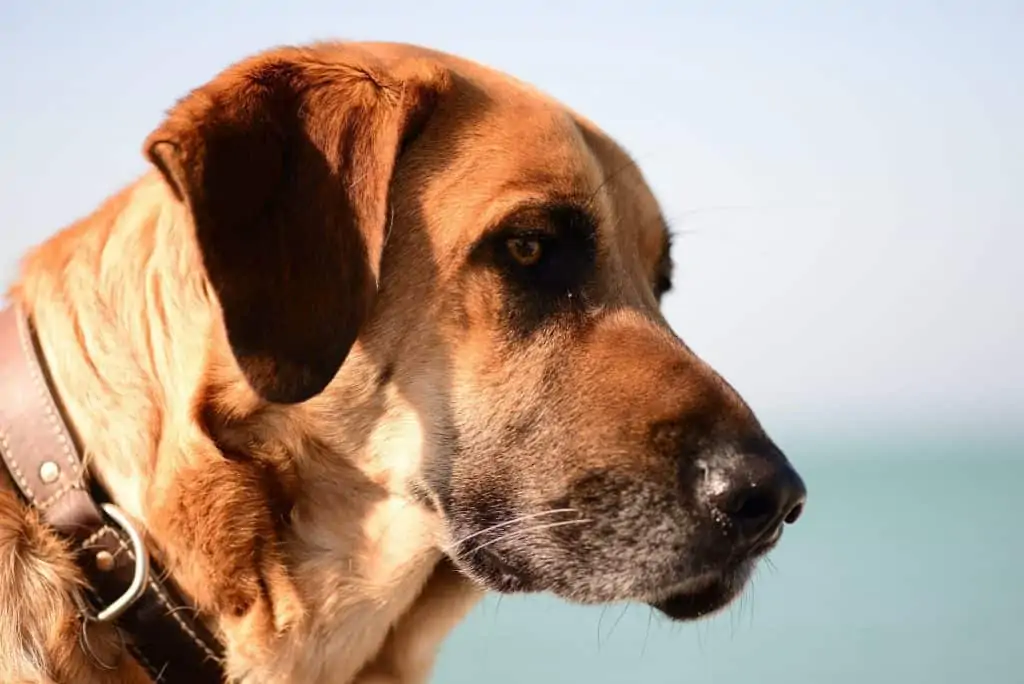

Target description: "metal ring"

left=92, top=503, right=150, bottom=623
left=78, top=616, right=123, bottom=670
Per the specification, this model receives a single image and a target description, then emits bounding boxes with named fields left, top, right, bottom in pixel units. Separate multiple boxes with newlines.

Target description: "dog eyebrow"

left=484, top=198, right=598, bottom=238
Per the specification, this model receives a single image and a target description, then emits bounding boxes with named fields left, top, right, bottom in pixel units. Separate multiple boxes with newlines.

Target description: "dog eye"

left=506, top=237, right=544, bottom=266
left=469, top=204, right=597, bottom=305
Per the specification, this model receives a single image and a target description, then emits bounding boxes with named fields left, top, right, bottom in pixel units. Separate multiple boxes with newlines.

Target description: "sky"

left=1, top=1, right=1021, bottom=437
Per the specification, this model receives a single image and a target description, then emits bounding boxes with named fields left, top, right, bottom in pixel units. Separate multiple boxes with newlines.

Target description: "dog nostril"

left=704, top=446, right=807, bottom=541
left=724, top=488, right=777, bottom=524
left=784, top=500, right=805, bottom=525
left=712, top=467, right=806, bottom=540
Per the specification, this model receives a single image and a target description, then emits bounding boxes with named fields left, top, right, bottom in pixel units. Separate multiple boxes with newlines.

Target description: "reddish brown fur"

left=0, top=40, right=777, bottom=684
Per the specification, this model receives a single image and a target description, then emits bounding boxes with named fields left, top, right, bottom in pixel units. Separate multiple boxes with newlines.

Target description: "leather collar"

left=0, top=303, right=226, bottom=682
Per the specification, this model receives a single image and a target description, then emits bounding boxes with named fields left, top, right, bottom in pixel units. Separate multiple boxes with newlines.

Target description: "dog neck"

left=11, top=173, right=477, bottom=682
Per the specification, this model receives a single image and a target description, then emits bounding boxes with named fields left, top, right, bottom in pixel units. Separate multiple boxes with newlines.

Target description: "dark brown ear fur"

left=145, top=47, right=445, bottom=403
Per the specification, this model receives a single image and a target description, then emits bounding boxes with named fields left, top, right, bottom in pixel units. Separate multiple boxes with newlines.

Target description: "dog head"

left=146, top=42, right=806, bottom=621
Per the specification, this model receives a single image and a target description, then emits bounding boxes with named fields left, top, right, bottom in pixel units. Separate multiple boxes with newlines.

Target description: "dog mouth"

left=650, top=523, right=783, bottom=621
left=461, top=546, right=761, bottom=621
left=648, top=560, right=755, bottom=620
left=451, top=520, right=784, bottom=620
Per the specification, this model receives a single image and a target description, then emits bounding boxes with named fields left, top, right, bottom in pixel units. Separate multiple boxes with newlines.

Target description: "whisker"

left=604, top=603, right=629, bottom=644
left=748, top=566, right=760, bottom=629
left=641, top=606, right=654, bottom=657
left=468, top=518, right=593, bottom=554
left=729, top=593, right=739, bottom=640
left=444, top=508, right=579, bottom=551
left=494, top=593, right=504, bottom=618
left=583, top=158, right=640, bottom=210
left=597, top=605, right=609, bottom=650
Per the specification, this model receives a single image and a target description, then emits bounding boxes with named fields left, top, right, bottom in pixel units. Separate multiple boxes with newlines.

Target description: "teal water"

left=433, top=429, right=1024, bottom=683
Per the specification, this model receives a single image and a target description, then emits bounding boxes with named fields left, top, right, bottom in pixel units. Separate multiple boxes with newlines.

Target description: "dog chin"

left=455, top=543, right=757, bottom=622
left=649, top=560, right=755, bottom=621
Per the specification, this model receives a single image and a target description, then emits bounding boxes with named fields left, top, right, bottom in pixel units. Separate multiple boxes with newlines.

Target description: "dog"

left=0, top=41, right=807, bottom=683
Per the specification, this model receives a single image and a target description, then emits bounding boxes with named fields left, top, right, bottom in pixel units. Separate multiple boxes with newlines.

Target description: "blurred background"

left=2, top=2, right=1021, bottom=683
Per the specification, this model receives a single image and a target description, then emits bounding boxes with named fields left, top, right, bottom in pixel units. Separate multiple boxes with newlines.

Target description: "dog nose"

left=705, top=447, right=807, bottom=543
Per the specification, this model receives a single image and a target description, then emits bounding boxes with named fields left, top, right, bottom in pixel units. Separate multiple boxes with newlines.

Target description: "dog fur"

left=0, top=41, right=804, bottom=683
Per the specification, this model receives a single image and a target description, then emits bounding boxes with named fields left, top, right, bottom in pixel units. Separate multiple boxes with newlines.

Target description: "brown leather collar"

left=0, top=303, right=226, bottom=682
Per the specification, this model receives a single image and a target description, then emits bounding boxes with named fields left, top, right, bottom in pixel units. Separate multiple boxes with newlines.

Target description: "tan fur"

left=0, top=40, right=798, bottom=684
left=4, top=154, right=479, bottom=684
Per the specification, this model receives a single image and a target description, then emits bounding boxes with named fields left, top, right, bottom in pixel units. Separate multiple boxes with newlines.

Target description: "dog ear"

left=144, top=49, right=445, bottom=403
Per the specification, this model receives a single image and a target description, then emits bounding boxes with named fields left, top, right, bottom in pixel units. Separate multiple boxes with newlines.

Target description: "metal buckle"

left=73, top=504, right=150, bottom=669
left=82, top=503, right=151, bottom=623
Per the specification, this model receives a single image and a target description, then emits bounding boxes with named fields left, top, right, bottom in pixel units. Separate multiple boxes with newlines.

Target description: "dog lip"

left=746, top=522, right=784, bottom=557
left=650, top=577, right=733, bottom=621
left=650, top=526, right=782, bottom=622
left=456, top=546, right=534, bottom=593
left=650, top=561, right=754, bottom=621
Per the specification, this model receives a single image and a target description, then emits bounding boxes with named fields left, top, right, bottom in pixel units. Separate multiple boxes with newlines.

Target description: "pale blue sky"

left=2, top=1, right=1021, bottom=434
left=1, top=6, right=1021, bottom=683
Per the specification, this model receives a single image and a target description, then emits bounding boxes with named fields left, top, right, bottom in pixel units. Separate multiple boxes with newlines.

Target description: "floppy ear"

left=144, top=49, right=444, bottom=403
